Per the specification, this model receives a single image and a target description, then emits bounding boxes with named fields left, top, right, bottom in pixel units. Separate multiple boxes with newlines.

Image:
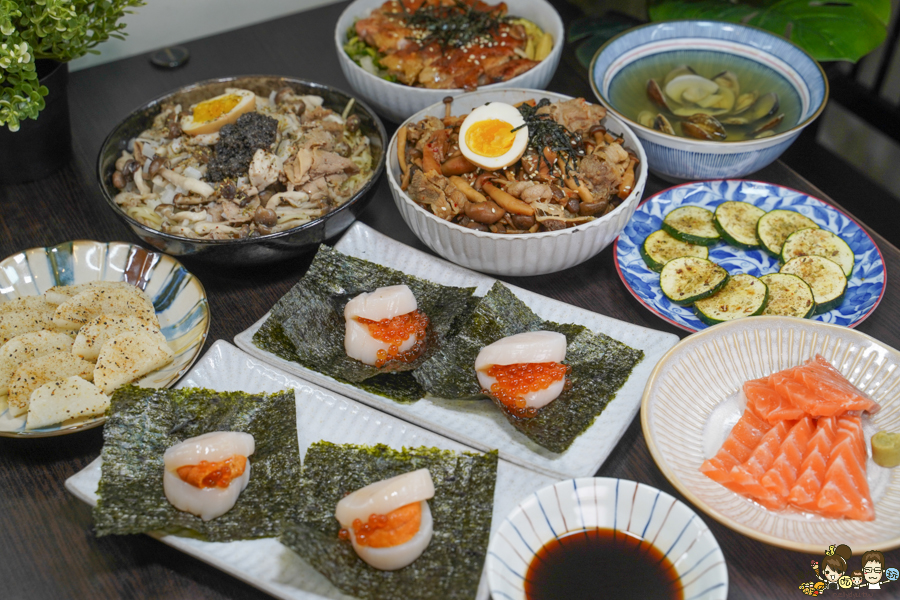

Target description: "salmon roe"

left=484, top=362, right=569, bottom=418
left=176, top=455, right=247, bottom=489
left=358, top=310, right=429, bottom=368
left=338, top=502, right=422, bottom=548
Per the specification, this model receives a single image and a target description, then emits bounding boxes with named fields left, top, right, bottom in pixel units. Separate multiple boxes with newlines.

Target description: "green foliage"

left=649, top=0, right=890, bottom=63
left=1, top=0, right=144, bottom=131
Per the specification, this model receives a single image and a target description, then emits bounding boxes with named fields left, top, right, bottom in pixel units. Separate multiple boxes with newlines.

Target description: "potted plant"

left=0, top=0, right=144, bottom=183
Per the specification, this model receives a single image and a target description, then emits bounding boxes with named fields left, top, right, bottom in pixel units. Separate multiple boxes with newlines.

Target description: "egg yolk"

left=176, top=455, right=247, bottom=489
left=358, top=310, right=429, bottom=367
left=465, top=119, right=517, bottom=157
left=192, top=94, right=242, bottom=124
left=484, top=362, right=569, bottom=417
left=339, top=502, right=422, bottom=548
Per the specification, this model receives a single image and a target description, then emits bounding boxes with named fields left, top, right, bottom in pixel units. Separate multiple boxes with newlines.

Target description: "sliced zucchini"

left=756, top=209, right=819, bottom=256
left=759, top=273, right=816, bottom=318
left=781, top=227, right=855, bottom=278
left=640, top=230, right=709, bottom=272
left=661, top=206, right=721, bottom=246
left=693, top=273, right=769, bottom=325
left=714, top=201, right=767, bottom=249
left=780, top=255, right=846, bottom=314
left=660, top=257, right=729, bottom=306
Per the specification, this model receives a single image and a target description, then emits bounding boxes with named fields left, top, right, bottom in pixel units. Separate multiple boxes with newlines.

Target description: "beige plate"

left=642, top=316, right=900, bottom=553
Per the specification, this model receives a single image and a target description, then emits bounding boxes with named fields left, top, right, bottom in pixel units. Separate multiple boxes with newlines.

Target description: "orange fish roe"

left=358, top=310, right=429, bottom=368
left=339, top=502, right=423, bottom=548
left=176, top=455, right=247, bottom=489
left=484, top=362, right=568, bottom=418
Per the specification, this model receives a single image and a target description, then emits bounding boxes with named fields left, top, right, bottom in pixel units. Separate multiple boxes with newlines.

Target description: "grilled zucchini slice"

left=660, top=257, right=729, bottom=306
left=781, top=227, right=854, bottom=278
left=714, top=201, right=766, bottom=249
left=694, top=273, right=769, bottom=325
left=780, top=255, right=846, bottom=314
left=759, top=273, right=816, bottom=318
left=661, top=206, right=720, bottom=246
left=756, top=209, right=819, bottom=256
left=640, top=230, right=709, bottom=272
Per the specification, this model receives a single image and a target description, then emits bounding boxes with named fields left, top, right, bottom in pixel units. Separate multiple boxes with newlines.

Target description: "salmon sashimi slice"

left=701, top=407, right=773, bottom=493
left=788, top=416, right=839, bottom=510
left=815, top=416, right=875, bottom=520
left=744, top=378, right=806, bottom=424
left=729, top=420, right=796, bottom=499
left=756, top=417, right=816, bottom=510
left=795, top=355, right=880, bottom=415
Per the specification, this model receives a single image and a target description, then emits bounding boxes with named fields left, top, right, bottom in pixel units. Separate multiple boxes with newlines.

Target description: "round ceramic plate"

left=642, top=317, right=900, bottom=553
left=614, top=180, right=885, bottom=332
left=0, top=241, right=209, bottom=437
left=487, top=477, right=727, bottom=600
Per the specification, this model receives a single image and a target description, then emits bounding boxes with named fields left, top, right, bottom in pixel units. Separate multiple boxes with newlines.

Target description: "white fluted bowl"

left=487, top=477, right=728, bottom=600
left=387, top=89, right=648, bottom=276
left=335, top=0, right=564, bottom=123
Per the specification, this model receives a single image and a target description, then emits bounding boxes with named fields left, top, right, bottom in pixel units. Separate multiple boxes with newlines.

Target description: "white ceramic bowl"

left=0, top=240, right=210, bottom=437
left=487, top=477, right=728, bottom=600
left=590, top=21, right=828, bottom=180
left=642, top=317, right=900, bottom=552
left=335, top=0, right=564, bottom=123
left=387, top=89, right=648, bottom=276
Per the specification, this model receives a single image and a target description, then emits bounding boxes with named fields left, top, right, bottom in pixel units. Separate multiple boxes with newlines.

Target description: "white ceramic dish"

left=642, top=317, right=900, bottom=553
left=487, top=477, right=728, bottom=600
left=386, top=89, right=648, bottom=276
left=0, top=240, right=209, bottom=437
left=234, top=222, right=679, bottom=479
left=66, top=340, right=558, bottom=600
left=335, top=0, right=564, bottom=123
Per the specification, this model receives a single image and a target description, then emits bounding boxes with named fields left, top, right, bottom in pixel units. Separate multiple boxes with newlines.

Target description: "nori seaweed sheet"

left=281, top=442, right=498, bottom=600
left=266, top=245, right=476, bottom=383
left=414, top=282, right=645, bottom=453
left=93, top=386, right=302, bottom=541
left=253, top=316, right=425, bottom=403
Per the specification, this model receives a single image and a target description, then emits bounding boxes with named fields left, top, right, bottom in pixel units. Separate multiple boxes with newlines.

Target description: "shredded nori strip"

left=263, top=245, right=476, bottom=384
left=93, top=386, right=302, bottom=541
left=414, top=282, right=644, bottom=453
left=207, top=112, right=278, bottom=181
left=253, top=316, right=425, bottom=403
left=281, top=442, right=497, bottom=600
left=392, top=0, right=510, bottom=48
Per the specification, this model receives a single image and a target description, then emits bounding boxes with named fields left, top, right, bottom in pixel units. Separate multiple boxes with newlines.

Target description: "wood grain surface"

left=0, top=1, right=898, bottom=599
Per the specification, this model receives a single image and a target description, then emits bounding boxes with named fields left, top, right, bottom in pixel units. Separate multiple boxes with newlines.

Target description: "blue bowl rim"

left=588, top=19, right=829, bottom=148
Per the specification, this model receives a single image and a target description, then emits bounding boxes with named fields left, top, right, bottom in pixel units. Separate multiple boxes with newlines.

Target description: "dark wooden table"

left=1, top=2, right=899, bottom=599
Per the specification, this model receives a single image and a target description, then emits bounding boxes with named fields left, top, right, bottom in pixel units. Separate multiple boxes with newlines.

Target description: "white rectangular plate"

left=235, top=222, right=679, bottom=478
left=66, top=341, right=557, bottom=600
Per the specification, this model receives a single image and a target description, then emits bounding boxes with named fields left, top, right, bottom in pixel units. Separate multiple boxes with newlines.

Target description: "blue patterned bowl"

left=0, top=240, right=209, bottom=437
left=589, top=21, right=828, bottom=180
left=487, top=477, right=728, bottom=600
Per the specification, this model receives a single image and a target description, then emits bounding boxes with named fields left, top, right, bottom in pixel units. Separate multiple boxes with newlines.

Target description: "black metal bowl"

left=97, top=75, right=386, bottom=266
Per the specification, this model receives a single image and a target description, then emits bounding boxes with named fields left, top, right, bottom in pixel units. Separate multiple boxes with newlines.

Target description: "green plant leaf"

left=649, top=0, right=891, bottom=62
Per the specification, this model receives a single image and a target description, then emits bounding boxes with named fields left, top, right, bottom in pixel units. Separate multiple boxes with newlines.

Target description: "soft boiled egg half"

left=458, top=102, right=529, bottom=171
left=335, top=468, right=435, bottom=570
left=181, top=88, right=256, bottom=136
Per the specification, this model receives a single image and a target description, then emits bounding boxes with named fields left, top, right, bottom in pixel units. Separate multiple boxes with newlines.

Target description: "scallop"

left=344, top=285, right=421, bottom=366
left=181, top=89, right=256, bottom=136
left=336, top=469, right=436, bottom=571
left=458, top=102, right=529, bottom=171
left=162, top=431, right=255, bottom=521
left=474, top=331, right=567, bottom=410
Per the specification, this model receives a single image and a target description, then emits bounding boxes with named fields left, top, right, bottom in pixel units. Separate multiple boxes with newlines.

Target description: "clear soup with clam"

left=609, top=51, right=802, bottom=142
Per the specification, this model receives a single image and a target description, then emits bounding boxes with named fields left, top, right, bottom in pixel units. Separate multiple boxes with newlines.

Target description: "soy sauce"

left=525, top=528, right=684, bottom=600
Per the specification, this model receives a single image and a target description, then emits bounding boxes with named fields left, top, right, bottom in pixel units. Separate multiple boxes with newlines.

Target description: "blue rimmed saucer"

left=486, top=477, right=728, bottom=600
left=614, top=180, right=885, bottom=332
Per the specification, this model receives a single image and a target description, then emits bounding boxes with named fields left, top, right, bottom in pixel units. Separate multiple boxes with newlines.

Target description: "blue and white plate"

left=614, top=180, right=885, bottom=332
left=487, top=477, right=728, bottom=600
left=0, top=241, right=210, bottom=437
